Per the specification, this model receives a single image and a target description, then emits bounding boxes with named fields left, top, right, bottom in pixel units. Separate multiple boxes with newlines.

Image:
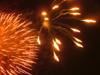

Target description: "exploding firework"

left=37, top=0, right=96, bottom=61
left=0, top=12, right=38, bottom=75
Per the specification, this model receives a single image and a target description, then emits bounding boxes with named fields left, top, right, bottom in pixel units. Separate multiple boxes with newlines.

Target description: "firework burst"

left=0, top=12, right=38, bottom=75
left=37, top=0, right=96, bottom=61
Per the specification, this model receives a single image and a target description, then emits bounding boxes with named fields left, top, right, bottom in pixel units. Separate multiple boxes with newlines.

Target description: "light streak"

left=81, top=19, right=96, bottom=23
left=71, top=28, right=81, bottom=33
left=52, top=5, right=59, bottom=9
left=70, top=7, right=79, bottom=11
left=70, top=13, right=81, bottom=15
left=74, top=37, right=82, bottom=43
left=37, top=36, right=41, bottom=45
left=54, top=52, right=59, bottom=62
left=74, top=41, right=83, bottom=48
left=55, top=38, right=61, bottom=44
left=53, top=40, right=60, bottom=51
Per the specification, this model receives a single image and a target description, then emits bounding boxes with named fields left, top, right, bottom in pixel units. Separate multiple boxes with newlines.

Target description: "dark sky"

left=0, top=0, right=100, bottom=75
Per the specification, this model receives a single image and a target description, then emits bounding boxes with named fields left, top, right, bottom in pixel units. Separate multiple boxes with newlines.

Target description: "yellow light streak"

left=54, top=52, right=59, bottom=62
left=52, top=5, right=59, bottom=9
left=71, top=28, right=80, bottom=33
left=74, top=41, right=83, bottom=48
left=37, top=36, right=41, bottom=45
left=53, top=40, right=60, bottom=51
left=74, top=37, right=82, bottom=43
left=55, top=38, right=61, bottom=44
left=70, top=7, right=79, bottom=11
left=81, top=19, right=96, bottom=23
left=70, top=13, right=81, bottom=15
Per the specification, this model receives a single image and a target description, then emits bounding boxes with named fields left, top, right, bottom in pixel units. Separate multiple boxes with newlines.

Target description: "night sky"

left=0, top=0, right=100, bottom=75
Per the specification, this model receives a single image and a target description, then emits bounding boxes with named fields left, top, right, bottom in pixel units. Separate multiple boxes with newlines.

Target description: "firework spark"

left=0, top=13, right=38, bottom=75
left=37, top=0, right=96, bottom=62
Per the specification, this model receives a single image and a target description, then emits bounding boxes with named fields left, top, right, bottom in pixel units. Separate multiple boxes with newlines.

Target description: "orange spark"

left=55, top=38, right=61, bottom=44
left=70, top=7, right=79, bottom=10
left=70, top=13, right=81, bottom=15
left=53, top=40, right=60, bottom=51
left=81, top=19, right=96, bottom=23
left=42, top=12, right=47, bottom=16
left=52, top=5, right=59, bottom=9
left=71, top=28, right=80, bottom=33
left=54, top=52, right=59, bottom=62
left=37, top=36, right=41, bottom=45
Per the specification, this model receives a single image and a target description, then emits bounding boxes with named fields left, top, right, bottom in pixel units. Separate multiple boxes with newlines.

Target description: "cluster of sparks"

left=37, top=0, right=96, bottom=62
left=0, top=13, right=38, bottom=75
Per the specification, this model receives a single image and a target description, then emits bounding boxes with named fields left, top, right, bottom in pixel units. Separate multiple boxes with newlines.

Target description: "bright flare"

left=37, top=36, right=41, bottom=45
left=71, top=28, right=80, bottom=33
left=81, top=19, right=96, bottom=23
left=74, top=41, right=83, bottom=48
left=53, top=40, right=60, bottom=51
left=54, top=52, right=59, bottom=62
left=55, top=38, right=61, bottom=44
left=42, top=12, right=47, bottom=16
left=44, top=17, right=49, bottom=20
left=70, top=13, right=81, bottom=15
left=70, top=7, right=79, bottom=11
left=52, top=5, right=59, bottom=9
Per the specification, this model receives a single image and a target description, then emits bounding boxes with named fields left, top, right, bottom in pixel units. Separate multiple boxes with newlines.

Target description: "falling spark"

left=42, top=12, right=47, bottom=16
left=70, top=7, right=79, bottom=11
left=70, top=13, right=81, bottom=15
left=0, top=13, right=38, bottom=75
left=71, top=28, right=81, bottom=33
left=54, top=52, right=59, bottom=62
left=37, top=36, right=41, bottom=45
left=55, top=38, right=61, bottom=44
left=44, top=17, right=49, bottom=20
left=81, top=19, right=96, bottom=23
left=53, top=40, right=60, bottom=51
left=74, top=41, right=83, bottom=48
left=52, top=5, right=59, bottom=9
left=74, top=37, right=82, bottom=43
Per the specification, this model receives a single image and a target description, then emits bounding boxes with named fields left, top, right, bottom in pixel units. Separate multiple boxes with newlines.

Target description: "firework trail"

left=37, top=0, right=96, bottom=61
left=0, top=12, right=38, bottom=75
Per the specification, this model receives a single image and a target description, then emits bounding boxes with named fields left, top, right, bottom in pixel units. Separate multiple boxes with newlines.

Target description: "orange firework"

left=0, top=13, right=38, bottom=75
left=37, top=0, right=96, bottom=62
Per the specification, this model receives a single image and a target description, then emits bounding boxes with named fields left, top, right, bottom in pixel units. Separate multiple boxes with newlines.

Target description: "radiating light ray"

left=52, top=5, right=59, bottom=9
left=37, top=36, right=41, bottom=45
left=74, top=37, right=82, bottom=43
left=70, top=12, right=81, bottom=15
left=70, top=28, right=81, bottom=33
left=70, top=7, right=79, bottom=11
left=81, top=19, right=96, bottom=23
left=53, top=40, right=60, bottom=51
left=0, top=13, right=38, bottom=75
left=55, top=38, right=61, bottom=44
left=74, top=41, right=83, bottom=48
left=53, top=52, right=59, bottom=62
